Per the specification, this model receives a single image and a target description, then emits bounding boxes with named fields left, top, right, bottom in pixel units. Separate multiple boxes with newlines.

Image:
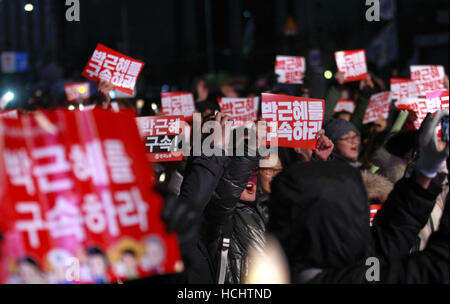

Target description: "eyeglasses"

left=339, top=134, right=360, bottom=143
left=259, top=167, right=283, bottom=176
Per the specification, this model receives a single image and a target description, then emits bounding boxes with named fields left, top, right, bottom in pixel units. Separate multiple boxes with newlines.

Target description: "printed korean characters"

left=410, top=65, right=445, bottom=96
left=275, top=56, right=306, bottom=84
left=0, top=109, right=182, bottom=284
left=333, top=99, right=355, bottom=114
left=0, top=109, right=19, bottom=119
left=390, top=78, right=418, bottom=102
left=261, top=93, right=325, bottom=150
left=136, top=116, right=188, bottom=162
left=218, top=97, right=259, bottom=126
left=64, top=83, right=91, bottom=102
left=82, top=44, right=145, bottom=96
left=334, top=49, right=368, bottom=82
left=363, top=91, right=392, bottom=124
left=161, top=92, right=195, bottom=122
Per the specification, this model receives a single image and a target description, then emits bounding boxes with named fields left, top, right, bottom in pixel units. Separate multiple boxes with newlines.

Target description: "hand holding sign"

left=314, top=129, right=334, bottom=161
left=98, top=79, right=114, bottom=108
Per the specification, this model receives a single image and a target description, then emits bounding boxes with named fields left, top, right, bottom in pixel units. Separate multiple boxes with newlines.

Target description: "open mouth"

left=245, top=181, right=256, bottom=195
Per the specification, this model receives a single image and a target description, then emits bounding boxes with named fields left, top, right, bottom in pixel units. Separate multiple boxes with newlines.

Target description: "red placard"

left=363, top=91, right=392, bottom=124
left=82, top=44, right=145, bottom=96
left=410, top=65, right=445, bottom=96
left=334, top=49, right=368, bottom=82
left=135, top=116, right=189, bottom=163
left=275, top=56, right=306, bottom=84
left=161, top=92, right=195, bottom=122
left=0, top=109, right=181, bottom=284
left=370, top=204, right=382, bottom=227
left=64, top=83, right=91, bottom=102
left=395, top=90, right=448, bottom=130
left=390, top=78, right=418, bottom=102
left=261, top=93, right=324, bottom=149
left=0, top=109, right=19, bottom=119
left=218, top=97, right=259, bottom=125
left=333, top=99, right=355, bottom=114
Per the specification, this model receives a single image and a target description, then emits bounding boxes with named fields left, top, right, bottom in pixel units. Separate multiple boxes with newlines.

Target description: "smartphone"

left=442, top=115, right=449, bottom=143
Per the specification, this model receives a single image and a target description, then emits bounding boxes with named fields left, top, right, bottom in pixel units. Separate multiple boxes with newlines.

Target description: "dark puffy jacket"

left=200, top=154, right=267, bottom=284
left=268, top=158, right=445, bottom=283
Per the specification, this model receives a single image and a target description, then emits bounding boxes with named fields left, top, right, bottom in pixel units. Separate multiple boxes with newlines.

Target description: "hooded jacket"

left=267, top=158, right=445, bottom=283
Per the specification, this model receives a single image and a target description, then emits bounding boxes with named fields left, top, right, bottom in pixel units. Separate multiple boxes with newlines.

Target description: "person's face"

left=373, top=118, right=387, bottom=133
left=337, top=113, right=351, bottom=122
left=221, top=85, right=238, bottom=98
left=336, top=131, right=360, bottom=161
left=258, top=157, right=283, bottom=194
left=18, top=263, right=42, bottom=284
left=240, top=173, right=257, bottom=202
left=87, top=255, right=108, bottom=277
left=122, top=253, right=138, bottom=271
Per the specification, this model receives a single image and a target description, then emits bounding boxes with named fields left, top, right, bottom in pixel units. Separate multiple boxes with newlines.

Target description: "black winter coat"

left=200, top=154, right=267, bottom=284
left=268, top=158, right=446, bottom=283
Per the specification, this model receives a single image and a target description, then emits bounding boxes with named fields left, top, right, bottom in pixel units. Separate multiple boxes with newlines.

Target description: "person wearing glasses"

left=324, top=116, right=362, bottom=168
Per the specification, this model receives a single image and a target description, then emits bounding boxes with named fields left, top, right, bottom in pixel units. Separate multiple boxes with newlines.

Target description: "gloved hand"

left=416, top=110, right=449, bottom=179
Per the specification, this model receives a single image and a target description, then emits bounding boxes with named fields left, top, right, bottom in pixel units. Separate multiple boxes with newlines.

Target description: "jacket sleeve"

left=371, top=176, right=441, bottom=260
left=350, top=88, right=372, bottom=131
left=325, top=85, right=342, bottom=116
left=201, top=154, right=259, bottom=242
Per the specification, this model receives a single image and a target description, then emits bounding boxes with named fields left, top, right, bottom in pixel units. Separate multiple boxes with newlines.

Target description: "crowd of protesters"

left=1, top=57, right=449, bottom=285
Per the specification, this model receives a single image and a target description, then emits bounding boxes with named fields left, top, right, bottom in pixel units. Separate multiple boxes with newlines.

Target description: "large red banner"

left=0, top=110, right=19, bottom=119
left=334, top=49, right=368, bottom=82
left=0, top=109, right=181, bottom=284
left=135, top=116, right=189, bottom=163
left=261, top=93, right=325, bottom=149
left=82, top=44, right=145, bottom=96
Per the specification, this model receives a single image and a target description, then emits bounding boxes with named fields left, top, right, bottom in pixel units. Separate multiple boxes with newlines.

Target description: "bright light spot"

left=159, top=172, right=166, bottom=183
left=79, top=104, right=85, bottom=111
left=324, top=70, right=333, bottom=80
left=24, top=3, right=34, bottom=12
left=78, top=86, right=86, bottom=94
left=68, top=105, right=76, bottom=111
left=136, top=99, right=145, bottom=110
left=3, top=91, right=15, bottom=103
left=109, top=90, right=116, bottom=100
left=151, top=103, right=158, bottom=111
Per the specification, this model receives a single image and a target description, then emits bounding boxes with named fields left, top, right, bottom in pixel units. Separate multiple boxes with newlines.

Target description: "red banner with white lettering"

left=410, top=65, right=445, bottom=96
left=333, top=99, right=355, bottom=114
left=0, top=109, right=19, bottom=119
left=0, top=109, right=182, bottom=284
left=261, top=93, right=324, bottom=149
left=161, top=92, right=195, bottom=122
left=363, top=91, right=392, bottom=124
left=82, top=44, right=145, bottom=96
left=64, top=83, right=91, bottom=102
left=136, top=116, right=190, bottom=163
left=275, top=56, right=306, bottom=84
left=390, top=78, right=418, bottom=102
left=334, top=49, right=368, bottom=82
left=218, top=97, right=259, bottom=125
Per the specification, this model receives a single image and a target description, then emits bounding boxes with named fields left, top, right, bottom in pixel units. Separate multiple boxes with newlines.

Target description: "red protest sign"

left=363, top=91, right=392, bottom=124
left=395, top=90, right=448, bottom=130
left=218, top=97, right=259, bottom=125
left=64, top=83, right=91, bottom=102
left=261, top=93, right=324, bottom=149
left=161, top=92, right=195, bottom=122
left=0, top=109, right=182, bottom=284
left=334, top=49, right=368, bottom=82
left=275, top=56, right=306, bottom=84
left=333, top=99, right=355, bottom=114
left=390, top=78, right=418, bottom=101
left=82, top=44, right=145, bottom=96
left=136, top=116, right=189, bottom=163
left=410, top=65, right=445, bottom=96
left=0, top=109, right=19, bottom=119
